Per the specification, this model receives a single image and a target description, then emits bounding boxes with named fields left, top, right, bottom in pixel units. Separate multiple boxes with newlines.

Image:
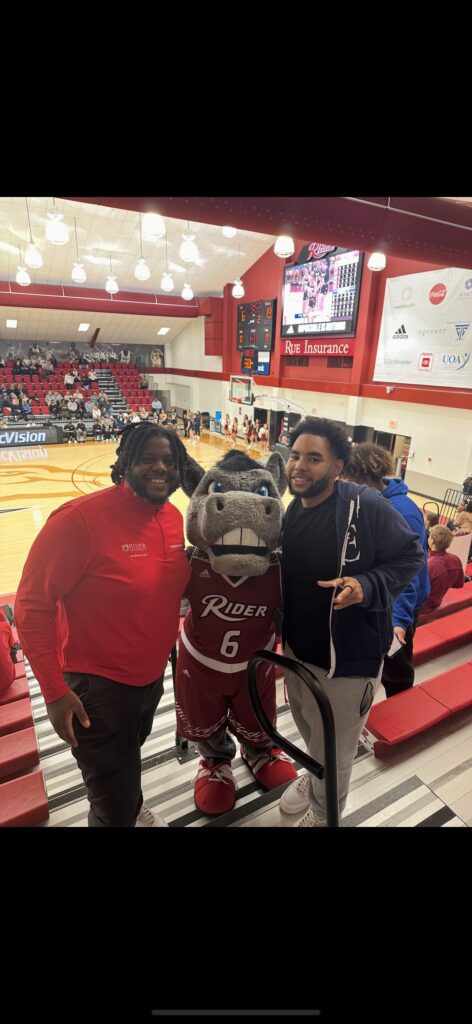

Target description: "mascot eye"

left=253, top=484, right=269, bottom=496
left=208, top=480, right=226, bottom=494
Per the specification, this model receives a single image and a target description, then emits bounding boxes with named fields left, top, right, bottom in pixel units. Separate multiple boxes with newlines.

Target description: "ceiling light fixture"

left=222, top=226, right=237, bottom=238
left=135, top=214, right=151, bottom=281
left=71, top=217, right=87, bottom=283
left=105, top=255, right=119, bottom=295
left=160, top=233, right=174, bottom=292
left=179, top=220, right=199, bottom=263
left=231, top=244, right=245, bottom=298
left=16, top=247, right=31, bottom=287
left=45, top=197, right=69, bottom=245
left=24, top=197, right=43, bottom=269
left=181, top=264, right=194, bottom=300
left=142, top=212, right=166, bottom=238
left=367, top=251, right=387, bottom=271
left=274, top=235, right=295, bottom=258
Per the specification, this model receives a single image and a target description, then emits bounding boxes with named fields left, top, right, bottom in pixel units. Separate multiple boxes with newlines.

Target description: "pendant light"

left=222, top=226, right=237, bottom=238
left=160, top=233, right=174, bottom=292
left=16, top=247, right=31, bottom=287
left=142, top=212, right=166, bottom=238
left=135, top=214, right=151, bottom=281
left=274, top=235, right=295, bottom=258
left=231, top=244, right=245, bottom=298
left=105, top=255, right=119, bottom=295
left=179, top=220, right=199, bottom=263
left=367, top=252, right=387, bottom=271
left=71, top=217, right=87, bottom=283
left=24, top=198, right=43, bottom=269
left=181, top=265, right=194, bottom=300
left=45, top=197, right=69, bottom=245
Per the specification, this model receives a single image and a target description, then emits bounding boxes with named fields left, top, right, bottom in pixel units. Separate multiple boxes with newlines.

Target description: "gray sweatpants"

left=284, top=643, right=382, bottom=820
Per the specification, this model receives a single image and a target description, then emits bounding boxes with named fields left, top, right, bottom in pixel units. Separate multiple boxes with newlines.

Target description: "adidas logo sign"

left=393, top=324, right=408, bottom=338
left=199, top=569, right=211, bottom=578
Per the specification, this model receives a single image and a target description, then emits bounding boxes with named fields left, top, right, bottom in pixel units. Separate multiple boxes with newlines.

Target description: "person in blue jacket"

left=280, top=419, right=425, bottom=826
left=344, top=442, right=429, bottom=699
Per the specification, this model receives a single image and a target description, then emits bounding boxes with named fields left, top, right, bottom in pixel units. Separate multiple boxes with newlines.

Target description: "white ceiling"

left=0, top=196, right=276, bottom=346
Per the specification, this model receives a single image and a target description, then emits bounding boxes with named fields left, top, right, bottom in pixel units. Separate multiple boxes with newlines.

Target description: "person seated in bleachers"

left=101, top=416, right=113, bottom=440
left=92, top=403, right=102, bottom=421
left=454, top=500, right=472, bottom=532
left=22, top=399, right=32, bottom=419
left=423, top=510, right=439, bottom=541
left=76, top=418, right=88, bottom=442
left=63, top=419, right=78, bottom=444
left=419, top=525, right=464, bottom=617
left=92, top=420, right=104, bottom=442
left=64, top=370, right=75, bottom=390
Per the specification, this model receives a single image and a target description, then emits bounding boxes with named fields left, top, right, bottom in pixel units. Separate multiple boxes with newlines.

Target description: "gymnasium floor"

left=2, top=432, right=472, bottom=827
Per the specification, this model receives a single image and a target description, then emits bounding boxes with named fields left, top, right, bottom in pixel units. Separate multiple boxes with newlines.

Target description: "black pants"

left=381, top=610, right=420, bottom=699
left=65, top=672, right=164, bottom=827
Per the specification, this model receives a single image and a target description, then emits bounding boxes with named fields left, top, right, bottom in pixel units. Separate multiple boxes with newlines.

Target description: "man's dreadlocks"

left=110, top=423, right=190, bottom=485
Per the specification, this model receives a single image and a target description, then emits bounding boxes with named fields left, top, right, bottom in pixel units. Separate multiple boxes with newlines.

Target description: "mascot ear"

left=259, top=451, right=288, bottom=497
left=180, top=450, right=205, bottom=497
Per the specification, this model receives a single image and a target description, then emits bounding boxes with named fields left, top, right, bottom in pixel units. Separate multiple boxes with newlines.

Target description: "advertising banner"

left=373, top=267, right=472, bottom=387
left=0, top=426, right=63, bottom=447
left=281, top=339, right=355, bottom=357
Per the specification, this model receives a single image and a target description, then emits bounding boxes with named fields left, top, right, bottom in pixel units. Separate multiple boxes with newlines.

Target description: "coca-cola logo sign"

left=429, top=283, right=447, bottom=305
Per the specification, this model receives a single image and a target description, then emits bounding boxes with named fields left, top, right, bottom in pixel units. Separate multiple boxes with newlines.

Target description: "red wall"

left=222, top=245, right=472, bottom=411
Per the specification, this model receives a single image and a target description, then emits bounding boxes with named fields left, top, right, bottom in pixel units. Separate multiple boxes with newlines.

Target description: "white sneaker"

left=294, top=806, right=327, bottom=827
left=279, top=772, right=311, bottom=815
left=135, top=803, right=169, bottom=828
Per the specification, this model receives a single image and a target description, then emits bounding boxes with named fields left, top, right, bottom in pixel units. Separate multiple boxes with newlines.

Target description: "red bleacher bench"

left=0, top=771, right=49, bottom=827
left=364, top=660, right=472, bottom=756
left=414, top=607, right=472, bottom=665
left=418, top=581, right=472, bottom=625
left=0, top=697, right=33, bottom=737
left=0, top=727, right=40, bottom=779
left=0, top=665, right=29, bottom=706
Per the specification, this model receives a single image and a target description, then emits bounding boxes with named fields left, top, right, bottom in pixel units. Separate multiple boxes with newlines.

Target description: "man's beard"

left=288, top=471, right=332, bottom=500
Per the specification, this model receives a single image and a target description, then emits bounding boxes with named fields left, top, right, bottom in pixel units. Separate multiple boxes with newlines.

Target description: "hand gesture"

left=317, top=576, right=364, bottom=610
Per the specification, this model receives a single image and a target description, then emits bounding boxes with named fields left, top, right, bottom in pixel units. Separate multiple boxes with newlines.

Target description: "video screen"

left=281, top=250, right=363, bottom=338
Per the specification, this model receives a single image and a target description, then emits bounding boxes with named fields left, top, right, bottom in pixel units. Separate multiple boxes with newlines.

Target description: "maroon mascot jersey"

left=176, top=550, right=281, bottom=743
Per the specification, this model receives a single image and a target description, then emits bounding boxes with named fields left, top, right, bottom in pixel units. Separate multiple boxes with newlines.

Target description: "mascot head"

left=182, top=449, right=287, bottom=577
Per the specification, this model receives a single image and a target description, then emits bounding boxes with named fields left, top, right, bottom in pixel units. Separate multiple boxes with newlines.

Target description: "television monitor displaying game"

left=281, top=249, right=364, bottom=338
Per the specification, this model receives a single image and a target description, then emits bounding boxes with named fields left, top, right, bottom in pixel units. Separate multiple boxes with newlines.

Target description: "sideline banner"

left=0, top=426, right=63, bottom=447
left=373, top=267, right=472, bottom=387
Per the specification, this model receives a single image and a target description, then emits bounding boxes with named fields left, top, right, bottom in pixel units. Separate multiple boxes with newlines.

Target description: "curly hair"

left=110, top=423, right=190, bottom=485
left=289, top=416, right=351, bottom=464
left=344, top=442, right=394, bottom=483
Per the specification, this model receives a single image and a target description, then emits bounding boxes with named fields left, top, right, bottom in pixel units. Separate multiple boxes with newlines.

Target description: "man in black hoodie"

left=280, top=417, right=424, bottom=827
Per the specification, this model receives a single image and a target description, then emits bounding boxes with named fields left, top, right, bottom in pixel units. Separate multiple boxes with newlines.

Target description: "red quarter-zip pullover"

left=15, top=481, right=191, bottom=702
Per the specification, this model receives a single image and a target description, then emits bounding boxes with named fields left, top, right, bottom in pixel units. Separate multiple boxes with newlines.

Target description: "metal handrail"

left=247, top=650, right=339, bottom=828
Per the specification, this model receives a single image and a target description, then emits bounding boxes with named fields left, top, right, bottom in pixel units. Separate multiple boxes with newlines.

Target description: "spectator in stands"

left=0, top=354, right=5, bottom=369
left=423, top=510, right=440, bottom=540
left=152, top=396, right=163, bottom=414
left=64, top=370, right=75, bottom=390
left=454, top=500, right=472, bottom=532
left=140, top=376, right=149, bottom=389
left=29, top=343, right=42, bottom=358
left=120, top=347, right=131, bottom=364
left=76, top=418, right=87, bottom=443
left=15, top=424, right=199, bottom=828
left=92, top=420, right=103, bottom=442
left=22, top=399, right=32, bottom=419
left=279, top=420, right=424, bottom=826
left=344, top=443, right=429, bottom=699
left=419, top=525, right=464, bottom=617
left=63, top=420, right=77, bottom=444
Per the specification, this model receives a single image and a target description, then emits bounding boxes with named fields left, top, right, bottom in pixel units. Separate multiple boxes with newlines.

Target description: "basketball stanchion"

left=247, top=650, right=339, bottom=827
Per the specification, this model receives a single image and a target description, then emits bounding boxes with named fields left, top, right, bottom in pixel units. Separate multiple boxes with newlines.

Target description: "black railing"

left=247, top=650, right=339, bottom=827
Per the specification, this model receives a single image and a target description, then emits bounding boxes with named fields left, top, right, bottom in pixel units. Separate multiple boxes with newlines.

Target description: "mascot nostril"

left=177, top=447, right=298, bottom=816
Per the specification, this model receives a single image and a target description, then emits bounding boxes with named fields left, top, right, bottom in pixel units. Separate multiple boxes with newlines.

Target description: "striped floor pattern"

left=25, top=659, right=468, bottom=827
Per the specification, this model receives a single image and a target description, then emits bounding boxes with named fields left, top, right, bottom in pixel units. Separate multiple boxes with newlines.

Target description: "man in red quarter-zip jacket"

left=15, top=424, right=201, bottom=828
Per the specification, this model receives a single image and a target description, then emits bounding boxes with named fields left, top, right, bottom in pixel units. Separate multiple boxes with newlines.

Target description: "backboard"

left=229, top=375, right=254, bottom=405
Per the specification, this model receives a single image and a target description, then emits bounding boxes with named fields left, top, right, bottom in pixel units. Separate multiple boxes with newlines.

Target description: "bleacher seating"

left=0, top=594, right=49, bottom=824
